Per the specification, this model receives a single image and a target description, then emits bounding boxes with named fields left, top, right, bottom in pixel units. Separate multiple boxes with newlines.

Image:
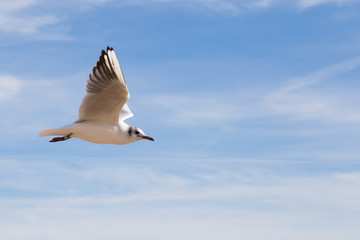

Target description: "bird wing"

left=77, top=47, right=129, bottom=124
left=119, top=103, right=134, bottom=122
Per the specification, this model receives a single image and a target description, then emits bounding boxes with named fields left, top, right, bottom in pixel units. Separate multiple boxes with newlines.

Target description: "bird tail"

left=39, top=127, right=73, bottom=137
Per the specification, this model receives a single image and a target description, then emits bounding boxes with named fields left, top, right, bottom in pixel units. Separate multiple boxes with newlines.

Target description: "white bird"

left=39, top=47, right=154, bottom=145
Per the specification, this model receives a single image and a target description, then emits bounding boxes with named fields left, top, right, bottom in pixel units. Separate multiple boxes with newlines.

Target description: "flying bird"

left=39, top=47, right=154, bottom=145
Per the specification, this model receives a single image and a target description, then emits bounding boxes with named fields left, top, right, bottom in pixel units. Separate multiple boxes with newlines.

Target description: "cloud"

left=272, top=56, right=360, bottom=95
left=131, top=0, right=360, bottom=11
left=143, top=56, right=360, bottom=128
left=130, top=0, right=360, bottom=12
left=0, top=15, right=60, bottom=35
left=0, top=0, right=62, bottom=35
left=0, top=74, right=81, bottom=141
left=0, top=74, right=21, bottom=100
left=298, top=0, right=359, bottom=9
left=0, top=0, right=358, bottom=38
left=264, top=56, right=360, bottom=122
left=0, top=156, right=360, bottom=240
left=146, top=93, right=249, bottom=126
left=248, top=0, right=360, bottom=10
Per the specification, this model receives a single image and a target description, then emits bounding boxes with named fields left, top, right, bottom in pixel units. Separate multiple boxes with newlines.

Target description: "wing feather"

left=77, top=47, right=130, bottom=124
left=119, top=103, right=134, bottom=122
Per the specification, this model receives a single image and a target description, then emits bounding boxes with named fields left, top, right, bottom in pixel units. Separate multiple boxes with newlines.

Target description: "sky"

left=1, top=0, right=360, bottom=239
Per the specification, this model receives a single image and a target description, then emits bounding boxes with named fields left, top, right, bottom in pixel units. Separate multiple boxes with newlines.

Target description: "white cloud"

left=130, top=0, right=360, bottom=12
left=145, top=56, right=360, bottom=127
left=248, top=0, right=360, bottom=10
left=0, top=74, right=21, bottom=100
left=272, top=56, right=360, bottom=95
left=146, top=93, right=249, bottom=125
left=2, top=210, right=357, bottom=240
left=0, top=0, right=358, bottom=37
left=0, top=74, right=81, bottom=141
left=298, top=0, right=359, bottom=9
left=0, top=0, right=37, bottom=12
left=0, top=0, right=63, bottom=37
left=0, top=14, right=59, bottom=35
left=0, top=156, right=360, bottom=240
left=134, top=0, right=360, bottom=11
left=264, top=56, right=360, bottom=122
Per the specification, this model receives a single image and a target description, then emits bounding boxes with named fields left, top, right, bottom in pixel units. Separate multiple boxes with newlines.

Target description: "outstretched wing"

left=77, top=47, right=129, bottom=124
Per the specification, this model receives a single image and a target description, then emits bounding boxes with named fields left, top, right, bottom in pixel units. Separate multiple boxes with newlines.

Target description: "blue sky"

left=1, top=0, right=360, bottom=239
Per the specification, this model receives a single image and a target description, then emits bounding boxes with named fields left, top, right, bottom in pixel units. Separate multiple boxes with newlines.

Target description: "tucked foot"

left=50, top=133, right=73, bottom=142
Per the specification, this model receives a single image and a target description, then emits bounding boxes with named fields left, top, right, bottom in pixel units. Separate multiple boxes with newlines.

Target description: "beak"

left=142, top=135, right=155, bottom=141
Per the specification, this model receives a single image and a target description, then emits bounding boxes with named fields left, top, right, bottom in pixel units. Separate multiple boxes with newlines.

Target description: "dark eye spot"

left=128, top=127, right=133, bottom=136
left=135, top=130, right=139, bottom=135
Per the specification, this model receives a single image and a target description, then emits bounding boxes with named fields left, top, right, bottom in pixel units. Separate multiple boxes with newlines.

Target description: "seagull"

left=39, top=47, right=154, bottom=145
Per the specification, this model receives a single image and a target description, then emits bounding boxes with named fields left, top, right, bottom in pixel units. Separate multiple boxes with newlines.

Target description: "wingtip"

left=106, top=46, right=114, bottom=52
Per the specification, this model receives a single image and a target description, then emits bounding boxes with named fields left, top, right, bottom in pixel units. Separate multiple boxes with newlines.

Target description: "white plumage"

left=39, top=47, right=154, bottom=145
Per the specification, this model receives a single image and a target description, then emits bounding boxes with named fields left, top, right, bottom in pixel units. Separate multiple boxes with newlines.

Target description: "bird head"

left=128, top=126, right=154, bottom=142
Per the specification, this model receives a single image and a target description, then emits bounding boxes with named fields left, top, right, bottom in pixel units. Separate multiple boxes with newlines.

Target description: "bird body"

left=40, top=121, right=136, bottom=145
left=39, top=47, right=154, bottom=145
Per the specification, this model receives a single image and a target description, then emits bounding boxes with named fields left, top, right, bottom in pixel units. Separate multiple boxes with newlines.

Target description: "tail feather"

left=39, top=128, right=73, bottom=138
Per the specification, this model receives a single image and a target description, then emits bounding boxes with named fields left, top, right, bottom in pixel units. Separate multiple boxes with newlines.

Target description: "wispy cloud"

left=0, top=74, right=21, bottom=100
left=298, top=0, right=359, bottom=9
left=271, top=56, right=360, bottom=95
left=264, top=56, right=360, bottom=122
left=0, top=156, right=359, bottom=240
left=0, top=73, right=80, bottom=141
left=146, top=92, right=249, bottom=125
left=125, top=0, right=360, bottom=12
left=144, top=56, right=360, bottom=127
left=0, top=0, right=358, bottom=39
left=131, top=0, right=360, bottom=11
left=247, top=0, right=360, bottom=10
left=0, top=0, right=62, bottom=36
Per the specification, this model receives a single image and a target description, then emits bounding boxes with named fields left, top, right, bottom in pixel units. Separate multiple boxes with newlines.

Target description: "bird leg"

left=49, top=133, right=73, bottom=142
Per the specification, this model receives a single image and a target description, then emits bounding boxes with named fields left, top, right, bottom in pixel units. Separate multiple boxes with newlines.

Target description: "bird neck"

left=118, top=121, right=130, bottom=133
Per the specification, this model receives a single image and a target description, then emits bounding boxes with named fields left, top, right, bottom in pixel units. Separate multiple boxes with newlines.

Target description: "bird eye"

left=135, top=130, right=139, bottom=135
